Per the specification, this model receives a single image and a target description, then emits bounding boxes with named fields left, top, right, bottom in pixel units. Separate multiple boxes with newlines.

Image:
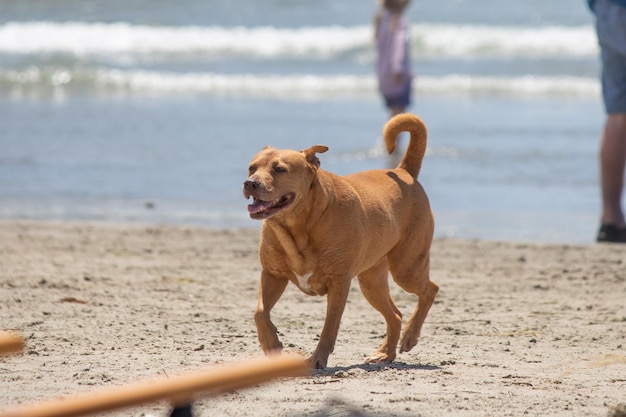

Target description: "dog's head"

left=243, top=145, right=328, bottom=220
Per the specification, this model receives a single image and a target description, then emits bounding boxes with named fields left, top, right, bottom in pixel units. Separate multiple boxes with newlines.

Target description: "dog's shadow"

left=313, top=361, right=440, bottom=377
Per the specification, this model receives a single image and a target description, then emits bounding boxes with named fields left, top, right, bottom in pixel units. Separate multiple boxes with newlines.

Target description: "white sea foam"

left=0, top=22, right=369, bottom=56
left=100, top=71, right=599, bottom=97
left=97, top=70, right=374, bottom=97
left=414, top=24, right=597, bottom=57
left=0, top=21, right=597, bottom=58
left=0, top=67, right=600, bottom=98
left=418, top=74, right=599, bottom=97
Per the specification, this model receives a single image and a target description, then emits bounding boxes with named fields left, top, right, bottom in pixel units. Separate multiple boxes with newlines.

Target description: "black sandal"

left=596, top=223, right=626, bottom=243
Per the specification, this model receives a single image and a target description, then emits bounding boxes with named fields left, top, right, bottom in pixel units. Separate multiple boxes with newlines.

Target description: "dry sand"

left=0, top=220, right=625, bottom=417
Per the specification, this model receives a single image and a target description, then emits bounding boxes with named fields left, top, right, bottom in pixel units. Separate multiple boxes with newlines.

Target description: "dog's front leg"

left=310, top=279, right=351, bottom=369
left=254, top=270, right=289, bottom=354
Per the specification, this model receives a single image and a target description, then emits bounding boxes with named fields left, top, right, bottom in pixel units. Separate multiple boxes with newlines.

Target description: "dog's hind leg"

left=388, top=251, right=439, bottom=353
left=357, top=261, right=403, bottom=363
left=400, top=278, right=438, bottom=353
left=255, top=270, right=289, bottom=354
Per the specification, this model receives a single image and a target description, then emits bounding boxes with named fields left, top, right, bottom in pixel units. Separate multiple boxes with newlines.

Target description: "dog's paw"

left=308, top=353, right=329, bottom=369
left=365, top=351, right=395, bottom=364
left=262, top=343, right=283, bottom=356
left=260, top=337, right=283, bottom=355
left=399, top=334, right=419, bottom=353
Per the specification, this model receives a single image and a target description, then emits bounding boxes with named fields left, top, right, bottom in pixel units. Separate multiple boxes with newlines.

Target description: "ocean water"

left=0, top=0, right=608, bottom=243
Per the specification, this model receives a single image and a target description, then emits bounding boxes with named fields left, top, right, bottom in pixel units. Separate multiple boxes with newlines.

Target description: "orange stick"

left=0, top=355, right=309, bottom=417
left=0, top=332, right=24, bottom=356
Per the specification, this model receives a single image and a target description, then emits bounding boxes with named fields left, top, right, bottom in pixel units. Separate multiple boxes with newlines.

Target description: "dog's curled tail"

left=383, top=113, right=428, bottom=179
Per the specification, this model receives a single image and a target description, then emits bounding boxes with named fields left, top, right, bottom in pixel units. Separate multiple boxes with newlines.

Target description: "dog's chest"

left=291, top=271, right=327, bottom=296
left=294, top=271, right=314, bottom=294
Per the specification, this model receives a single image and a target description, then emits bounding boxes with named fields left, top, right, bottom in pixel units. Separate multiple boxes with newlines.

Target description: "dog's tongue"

left=248, top=199, right=273, bottom=214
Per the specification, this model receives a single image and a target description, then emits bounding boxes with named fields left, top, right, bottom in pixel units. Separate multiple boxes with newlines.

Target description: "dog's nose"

left=243, top=179, right=261, bottom=191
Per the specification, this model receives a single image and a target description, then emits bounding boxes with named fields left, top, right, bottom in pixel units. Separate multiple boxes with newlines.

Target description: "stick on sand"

left=0, top=355, right=309, bottom=417
left=0, top=332, right=24, bottom=356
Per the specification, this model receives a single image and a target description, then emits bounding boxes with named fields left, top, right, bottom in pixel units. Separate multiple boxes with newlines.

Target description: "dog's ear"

left=301, top=145, right=329, bottom=169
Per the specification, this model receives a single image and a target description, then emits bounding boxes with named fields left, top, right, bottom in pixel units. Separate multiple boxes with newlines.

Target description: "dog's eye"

left=248, top=166, right=256, bottom=175
left=274, top=165, right=287, bottom=173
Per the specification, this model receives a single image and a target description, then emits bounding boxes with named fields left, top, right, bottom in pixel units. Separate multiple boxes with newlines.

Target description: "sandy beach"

left=0, top=220, right=625, bottom=417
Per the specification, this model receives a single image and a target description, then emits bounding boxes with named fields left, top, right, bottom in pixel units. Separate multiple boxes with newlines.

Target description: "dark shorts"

left=382, top=80, right=412, bottom=110
left=595, top=0, right=626, bottom=113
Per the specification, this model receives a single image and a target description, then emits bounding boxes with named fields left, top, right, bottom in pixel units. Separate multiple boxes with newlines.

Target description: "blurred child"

left=374, top=0, right=413, bottom=120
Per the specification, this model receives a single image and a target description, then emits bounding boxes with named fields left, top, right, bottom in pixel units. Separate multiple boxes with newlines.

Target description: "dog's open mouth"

left=247, top=193, right=295, bottom=219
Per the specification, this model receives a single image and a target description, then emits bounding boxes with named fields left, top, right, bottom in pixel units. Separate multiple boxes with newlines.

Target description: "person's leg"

left=386, top=83, right=411, bottom=162
left=388, top=106, right=405, bottom=119
left=600, top=113, right=626, bottom=227
left=386, top=106, right=407, bottom=167
left=385, top=78, right=411, bottom=120
left=594, top=0, right=626, bottom=241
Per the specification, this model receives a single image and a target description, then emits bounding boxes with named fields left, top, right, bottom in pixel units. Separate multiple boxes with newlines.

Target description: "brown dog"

left=243, top=113, right=438, bottom=369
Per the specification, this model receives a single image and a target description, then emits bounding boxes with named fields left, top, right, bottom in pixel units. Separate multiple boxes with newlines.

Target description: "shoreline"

left=1, top=220, right=625, bottom=417
left=0, top=208, right=603, bottom=245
